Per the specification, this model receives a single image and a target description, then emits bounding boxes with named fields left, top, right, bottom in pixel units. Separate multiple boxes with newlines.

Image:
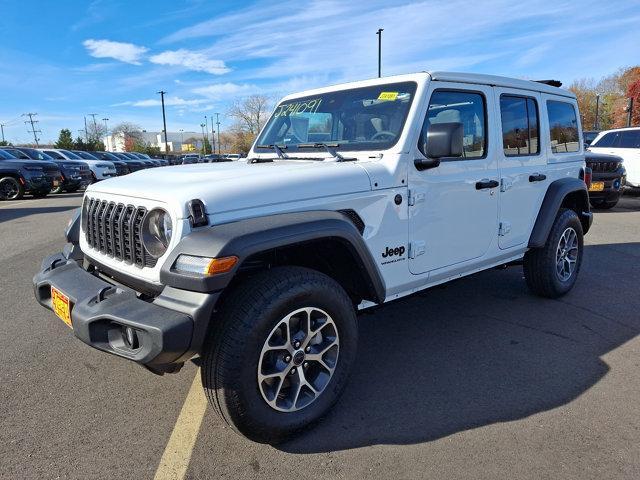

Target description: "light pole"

left=204, top=116, right=209, bottom=154
left=215, top=113, right=221, bottom=154
left=179, top=129, right=184, bottom=150
left=157, top=90, right=169, bottom=153
left=200, top=123, right=207, bottom=154
left=376, top=28, right=383, bottom=78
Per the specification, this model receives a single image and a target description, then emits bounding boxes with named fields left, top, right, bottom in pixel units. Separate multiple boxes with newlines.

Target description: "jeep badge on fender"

left=382, top=246, right=405, bottom=258
left=33, top=71, right=592, bottom=444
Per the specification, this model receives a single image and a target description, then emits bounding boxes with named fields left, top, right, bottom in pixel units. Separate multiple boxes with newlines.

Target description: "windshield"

left=59, top=150, right=81, bottom=159
left=74, top=151, right=98, bottom=160
left=255, top=81, right=417, bottom=152
left=0, top=149, right=16, bottom=159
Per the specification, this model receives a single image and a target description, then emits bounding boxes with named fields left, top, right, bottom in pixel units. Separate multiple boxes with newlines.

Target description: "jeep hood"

left=87, top=160, right=372, bottom=218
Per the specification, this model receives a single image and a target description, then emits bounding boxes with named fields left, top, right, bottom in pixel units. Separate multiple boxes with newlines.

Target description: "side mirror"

left=414, top=122, right=463, bottom=171
left=425, top=122, right=463, bottom=158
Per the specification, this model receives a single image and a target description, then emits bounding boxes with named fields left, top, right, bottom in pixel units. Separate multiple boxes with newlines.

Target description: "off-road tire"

left=201, top=266, right=358, bottom=444
left=0, top=176, right=24, bottom=200
left=523, top=208, right=584, bottom=298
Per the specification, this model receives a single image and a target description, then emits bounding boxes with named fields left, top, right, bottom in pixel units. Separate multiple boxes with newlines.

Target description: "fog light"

left=123, top=326, right=139, bottom=349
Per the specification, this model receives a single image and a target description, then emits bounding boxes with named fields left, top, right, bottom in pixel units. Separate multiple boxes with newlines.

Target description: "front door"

left=409, top=83, right=499, bottom=275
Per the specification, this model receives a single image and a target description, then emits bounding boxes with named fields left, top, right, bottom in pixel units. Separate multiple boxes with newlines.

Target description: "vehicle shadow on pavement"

left=0, top=204, right=80, bottom=223
left=279, top=243, right=640, bottom=454
left=591, top=196, right=640, bottom=213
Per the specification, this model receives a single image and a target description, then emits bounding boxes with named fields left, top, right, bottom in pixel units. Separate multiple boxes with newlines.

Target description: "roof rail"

left=534, top=79, right=562, bottom=88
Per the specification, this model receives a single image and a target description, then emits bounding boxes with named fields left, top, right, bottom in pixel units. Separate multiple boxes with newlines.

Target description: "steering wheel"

left=371, top=130, right=397, bottom=141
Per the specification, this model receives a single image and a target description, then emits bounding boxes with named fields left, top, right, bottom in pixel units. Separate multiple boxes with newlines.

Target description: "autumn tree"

left=111, top=122, right=143, bottom=152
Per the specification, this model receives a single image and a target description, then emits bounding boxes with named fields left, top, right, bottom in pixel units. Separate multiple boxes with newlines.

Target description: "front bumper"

left=588, top=170, right=626, bottom=201
left=33, top=250, right=218, bottom=373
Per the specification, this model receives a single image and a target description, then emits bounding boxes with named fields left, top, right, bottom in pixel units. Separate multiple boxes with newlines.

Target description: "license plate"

left=589, top=181, right=605, bottom=192
left=51, top=286, right=72, bottom=328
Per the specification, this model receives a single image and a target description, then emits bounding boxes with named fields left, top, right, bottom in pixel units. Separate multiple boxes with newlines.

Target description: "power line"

left=22, top=113, right=41, bottom=146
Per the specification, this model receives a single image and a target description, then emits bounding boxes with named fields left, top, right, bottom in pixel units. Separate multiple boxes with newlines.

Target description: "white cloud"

left=83, top=39, right=148, bottom=65
left=149, top=49, right=230, bottom=75
left=191, top=82, right=255, bottom=99
left=112, top=96, right=207, bottom=108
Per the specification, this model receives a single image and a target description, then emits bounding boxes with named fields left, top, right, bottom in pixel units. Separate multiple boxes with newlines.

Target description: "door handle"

left=529, top=173, right=547, bottom=182
left=475, top=179, right=499, bottom=190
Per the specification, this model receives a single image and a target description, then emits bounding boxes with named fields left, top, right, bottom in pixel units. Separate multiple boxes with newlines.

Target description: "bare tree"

left=227, top=95, right=272, bottom=135
left=111, top=122, right=144, bottom=151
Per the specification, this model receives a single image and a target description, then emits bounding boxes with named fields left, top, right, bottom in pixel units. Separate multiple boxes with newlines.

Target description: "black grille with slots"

left=338, top=209, right=365, bottom=234
left=587, top=160, right=620, bottom=173
left=84, top=198, right=157, bottom=268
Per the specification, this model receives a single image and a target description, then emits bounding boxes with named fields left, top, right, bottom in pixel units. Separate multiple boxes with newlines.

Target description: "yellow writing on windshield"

left=274, top=98, right=323, bottom=117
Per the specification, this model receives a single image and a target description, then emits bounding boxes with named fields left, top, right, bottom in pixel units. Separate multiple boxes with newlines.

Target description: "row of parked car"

left=0, top=147, right=166, bottom=201
left=584, top=126, right=640, bottom=209
left=179, top=153, right=243, bottom=164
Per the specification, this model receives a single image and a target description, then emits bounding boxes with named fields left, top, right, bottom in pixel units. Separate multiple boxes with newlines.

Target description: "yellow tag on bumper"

left=51, top=286, right=72, bottom=328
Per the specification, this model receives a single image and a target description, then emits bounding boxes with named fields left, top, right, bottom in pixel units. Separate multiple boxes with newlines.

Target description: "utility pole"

left=157, top=91, right=169, bottom=153
left=84, top=116, right=89, bottom=142
left=626, top=97, right=634, bottom=127
left=200, top=123, right=207, bottom=155
left=215, top=113, right=221, bottom=154
left=23, top=113, right=41, bottom=146
left=594, top=94, right=600, bottom=130
left=0, top=123, right=5, bottom=143
left=376, top=28, right=383, bottom=78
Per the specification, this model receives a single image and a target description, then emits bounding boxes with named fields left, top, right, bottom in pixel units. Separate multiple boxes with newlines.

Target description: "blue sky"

left=1, top=0, right=639, bottom=144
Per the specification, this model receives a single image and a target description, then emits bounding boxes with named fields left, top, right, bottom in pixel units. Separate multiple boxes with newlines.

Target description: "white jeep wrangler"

left=34, top=72, right=592, bottom=443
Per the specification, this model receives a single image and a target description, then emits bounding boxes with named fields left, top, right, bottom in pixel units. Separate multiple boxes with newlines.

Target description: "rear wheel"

left=524, top=208, right=584, bottom=298
left=51, top=184, right=64, bottom=194
left=201, top=266, right=358, bottom=443
left=0, top=176, right=24, bottom=200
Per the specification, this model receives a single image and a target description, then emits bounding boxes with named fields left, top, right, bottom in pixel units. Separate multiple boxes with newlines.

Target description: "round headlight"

left=142, top=209, right=173, bottom=258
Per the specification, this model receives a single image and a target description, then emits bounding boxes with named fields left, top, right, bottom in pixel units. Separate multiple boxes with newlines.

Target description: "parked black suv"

left=0, top=149, right=53, bottom=200
left=7, top=147, right=91, bottom=193
left=0, top=148, right=62, bottom=193
left=93, top=151, right=145, bottom=172
left=586, top=152, right=626, bottom=209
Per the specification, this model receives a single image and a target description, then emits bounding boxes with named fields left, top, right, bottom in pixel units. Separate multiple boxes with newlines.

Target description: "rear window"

left=547, top=101, right=579, bottom=153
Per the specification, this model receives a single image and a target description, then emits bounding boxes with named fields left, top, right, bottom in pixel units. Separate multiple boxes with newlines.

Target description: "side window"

left=420, top=90, right=486, bottom=159
left=499, top=95, right=540, bottom=156
left=45, top=150, right=64, bottom=159
left=547, top=100, right=579, bottom=153
left=619, top=130, right=640, bottom=148
left=591, top=132, right=618, bottom=148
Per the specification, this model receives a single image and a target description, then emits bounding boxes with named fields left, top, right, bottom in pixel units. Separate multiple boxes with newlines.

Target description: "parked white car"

left=40, top=148, right=117, bottom=182
left=588, top=127, right=640, bottom=189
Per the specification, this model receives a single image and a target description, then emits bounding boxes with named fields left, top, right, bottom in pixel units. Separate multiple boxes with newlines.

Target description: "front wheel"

left=523, top=208, right=584, bottom=298
left=0, top=176, right=24, bottom=200
left=201, top=266, right=358, bottom=443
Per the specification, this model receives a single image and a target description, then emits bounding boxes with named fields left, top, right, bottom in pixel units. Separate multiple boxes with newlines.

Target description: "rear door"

left=495, top=89, right=548, bottom=249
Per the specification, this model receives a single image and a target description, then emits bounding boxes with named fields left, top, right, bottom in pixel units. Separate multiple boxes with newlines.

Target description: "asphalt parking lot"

left=1, top=193, right=639, bottom=480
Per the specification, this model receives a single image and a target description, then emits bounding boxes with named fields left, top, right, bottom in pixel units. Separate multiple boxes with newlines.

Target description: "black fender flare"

left=160, top=211, right=386, bottom=303
left=528, top=178, right=592, bottom=248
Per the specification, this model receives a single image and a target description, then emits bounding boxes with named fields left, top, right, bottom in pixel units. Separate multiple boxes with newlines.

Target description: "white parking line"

left=154, top=371, right=208, bottom=480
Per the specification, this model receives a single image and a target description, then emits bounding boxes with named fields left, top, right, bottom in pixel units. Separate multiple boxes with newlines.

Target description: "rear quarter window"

left=547, top=100, right=579, bottom=153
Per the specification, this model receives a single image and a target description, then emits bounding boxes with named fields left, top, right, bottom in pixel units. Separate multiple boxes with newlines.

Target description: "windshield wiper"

left=256, top=144, right=288, bottom=159
left=296, top=143, right=355, bottom=162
